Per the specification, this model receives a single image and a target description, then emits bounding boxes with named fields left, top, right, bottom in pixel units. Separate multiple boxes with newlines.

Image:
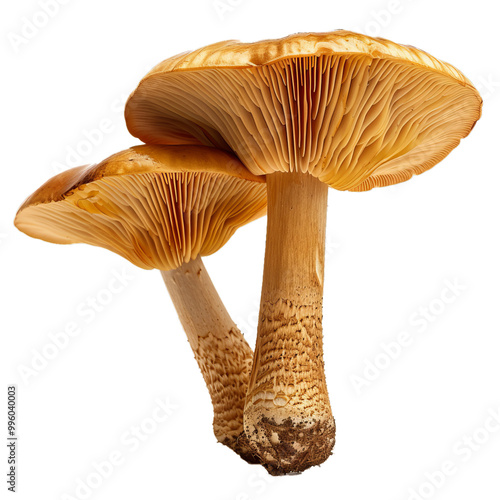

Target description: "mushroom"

left=14, top=144, right=266, bottom=462
left=124, top=31, right=482, bottom=474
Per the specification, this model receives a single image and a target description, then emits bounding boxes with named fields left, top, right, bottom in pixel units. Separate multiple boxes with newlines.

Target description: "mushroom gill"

left=15, top=150, right=266, bottom=271
left=126, top=32, right=481, bottom=192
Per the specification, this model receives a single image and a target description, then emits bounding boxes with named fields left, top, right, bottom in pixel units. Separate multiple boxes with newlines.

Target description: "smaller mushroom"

left=14, top=144, right=267, bottom=462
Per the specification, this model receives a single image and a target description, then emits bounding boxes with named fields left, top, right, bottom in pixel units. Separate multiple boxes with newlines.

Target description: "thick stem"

left=161, top=256, right=258, bottom=463
left=244, top=171, right=335, bottom=475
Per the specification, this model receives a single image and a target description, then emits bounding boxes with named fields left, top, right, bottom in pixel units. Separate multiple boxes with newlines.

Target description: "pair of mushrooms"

left=15, top=31, right=481, bottom=475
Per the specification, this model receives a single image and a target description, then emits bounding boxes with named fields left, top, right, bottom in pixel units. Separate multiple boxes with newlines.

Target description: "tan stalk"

left=161, top=255, right=258, bottom=463
left=125, top=31, right=482, bottom=475
left=244, top=172, right=335, bottom=475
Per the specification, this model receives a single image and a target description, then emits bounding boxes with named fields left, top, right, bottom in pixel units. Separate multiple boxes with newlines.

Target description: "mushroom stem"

left=244, top=171, right=335, bottom=475
left=161, top=255, right=258, bottom=463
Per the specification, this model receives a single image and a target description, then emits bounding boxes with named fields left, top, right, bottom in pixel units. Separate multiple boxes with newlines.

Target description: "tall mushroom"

left=14, top=144, right=266, bottom=462
left=125, top=31, right=482, bottom=474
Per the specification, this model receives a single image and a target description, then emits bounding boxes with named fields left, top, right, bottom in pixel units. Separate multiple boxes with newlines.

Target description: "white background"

left=1, top=1, right=499, bottom=499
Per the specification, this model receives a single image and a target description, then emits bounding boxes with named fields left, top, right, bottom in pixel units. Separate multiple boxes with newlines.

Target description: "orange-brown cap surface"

left=125, top=30, right=482, bottom=191
left=15, top=145, right=266, bottom=270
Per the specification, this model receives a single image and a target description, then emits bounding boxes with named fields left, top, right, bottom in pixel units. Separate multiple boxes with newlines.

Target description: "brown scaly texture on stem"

left=244, top=172, right=335, bottom=474
left=162, top=256, right=259, bottom=463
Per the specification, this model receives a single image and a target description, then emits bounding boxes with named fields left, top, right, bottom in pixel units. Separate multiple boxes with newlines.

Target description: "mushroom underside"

left=15, top=171, right=266, bottom=270
left=127, top=54, right=481, bottom=191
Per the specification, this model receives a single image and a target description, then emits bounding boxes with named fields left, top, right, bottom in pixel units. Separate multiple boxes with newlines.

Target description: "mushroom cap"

left=15, top=145, right=266, bottom=270
left=125, top=30, right=482, bottom=192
